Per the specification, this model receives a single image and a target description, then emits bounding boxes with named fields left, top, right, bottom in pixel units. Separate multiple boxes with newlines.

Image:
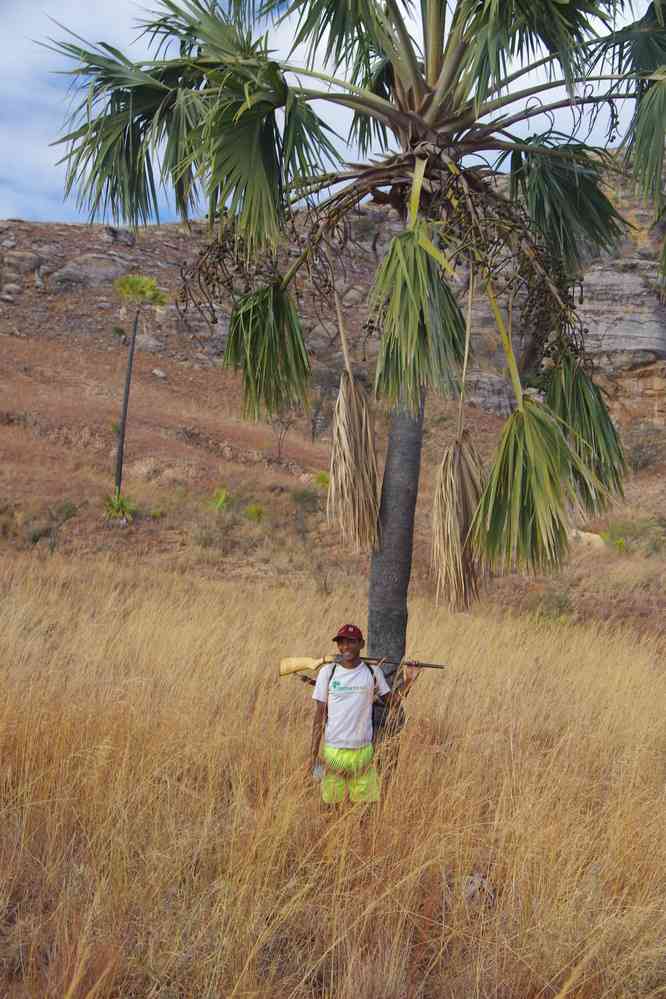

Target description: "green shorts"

left=321, top=744, right=380, bottom=804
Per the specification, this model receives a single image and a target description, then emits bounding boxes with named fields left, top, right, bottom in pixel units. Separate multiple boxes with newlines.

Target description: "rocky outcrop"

left=51, top=253, right=132, bottom=291
left=579, top=257, right=666, bottom=357
left=1, top=196, right=665, bottom=427
left=465, top=369, right=514, bottom=417
left=593, top=355, right=666, bottom=427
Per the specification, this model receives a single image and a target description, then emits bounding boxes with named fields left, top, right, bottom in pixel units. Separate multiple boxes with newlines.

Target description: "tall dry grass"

left=0, top=555, right=665, bottom=997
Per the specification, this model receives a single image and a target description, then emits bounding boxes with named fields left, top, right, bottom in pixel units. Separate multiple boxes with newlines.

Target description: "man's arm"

left=311, top=701, right=326, bottom=768
left=378, top=661, right=420, bottom=708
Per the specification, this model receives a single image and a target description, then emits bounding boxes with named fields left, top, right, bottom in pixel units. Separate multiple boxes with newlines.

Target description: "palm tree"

left=50, top=0, right=666, bottom=669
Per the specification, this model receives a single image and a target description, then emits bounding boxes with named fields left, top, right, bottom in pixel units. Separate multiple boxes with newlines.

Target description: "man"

left=310, top=623, right=420, bottom=805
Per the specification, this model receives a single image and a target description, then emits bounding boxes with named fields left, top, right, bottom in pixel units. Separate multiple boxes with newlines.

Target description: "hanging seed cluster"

left=416, top=161, right=590, bottom=375
left=177, top=209, right=359, bottom=333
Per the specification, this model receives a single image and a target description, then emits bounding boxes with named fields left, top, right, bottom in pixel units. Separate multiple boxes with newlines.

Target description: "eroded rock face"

left=465, top=370, right=514, bottom=417
left=578, top=258, right=666, bottom=358
left=593, top=356, right=666, bottom=427
left=135, top=333, right=163, bottom=353
left=4, top=251, right=41, bottom=275
left=0, top=200, right=664, bottom=427
left=51, top=253, right=131, bottom=291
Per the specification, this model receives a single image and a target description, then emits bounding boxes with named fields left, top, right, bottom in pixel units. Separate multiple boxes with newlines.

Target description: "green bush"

left=537, top=588, right=573, bottom=620
left=291, top=488, right=319, bottom=513
left=210, top=487, right=231, bottom=512
left=29, top=524, right=52, bottom=545
left=600, top=517, right=666, bottom=555
left=52, top=500, right=78, bottom=523
left=105, top=492, right=137, bottom=523
left=114, top=275, right=168, bottom=307
left=244, top=503, right=264, bottom=524
left=313, top=470, right=330, bottom=490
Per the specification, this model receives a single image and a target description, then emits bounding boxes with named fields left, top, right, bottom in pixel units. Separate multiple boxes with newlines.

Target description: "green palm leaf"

left=348, top=46, right=393, bottom=154
left=544, top=353, right=625, bottom=511
left=471, top=397, right=604, bottom=574
left=588, top=3, right=666, bottom=83
left=507, top=140, right=625, bottom=275
left=139, top=0, right=264, bottom=60
left=370, top=223, right=465, bottom=410
left=460, top=0, right=618, bottom=102
left=627, top=72, right=666, bottom=209
left=202, top=95, right=284, bottom=250
left=224, top=284, right=310, bottom=420
left=282, top=93, right=342, bottom=192
left=50, top=37, right=186, bottom=224
left=271, top=0, right=387, bottom=69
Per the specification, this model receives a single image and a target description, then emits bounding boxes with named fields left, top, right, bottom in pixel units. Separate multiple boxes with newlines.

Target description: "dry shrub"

left=0, top=556, right=665, bottom=996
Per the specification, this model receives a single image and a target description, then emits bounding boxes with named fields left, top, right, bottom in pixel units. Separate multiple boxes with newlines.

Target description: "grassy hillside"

left=1, top=557, right=665, bottom=997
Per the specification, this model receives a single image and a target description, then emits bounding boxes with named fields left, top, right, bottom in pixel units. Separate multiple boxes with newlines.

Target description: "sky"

left=0, top=0, right=646, bottom=224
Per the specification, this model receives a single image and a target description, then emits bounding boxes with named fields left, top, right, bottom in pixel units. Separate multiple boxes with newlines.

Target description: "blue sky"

left=0, top=1, right=644, bottom=223
left=1, top=1, right=162, bottom=221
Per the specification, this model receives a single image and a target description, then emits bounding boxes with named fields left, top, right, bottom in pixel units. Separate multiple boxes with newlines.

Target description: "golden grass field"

left=1, top=554, right=666, bottom=998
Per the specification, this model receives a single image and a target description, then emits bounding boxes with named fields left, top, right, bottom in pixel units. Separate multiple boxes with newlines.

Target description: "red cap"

left=332, top=623, right=364, bottom=643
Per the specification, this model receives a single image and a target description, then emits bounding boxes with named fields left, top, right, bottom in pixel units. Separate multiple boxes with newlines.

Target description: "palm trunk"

left=367, top=395, right=425, bottom=688
left=114, top=308, right=140, bottom=497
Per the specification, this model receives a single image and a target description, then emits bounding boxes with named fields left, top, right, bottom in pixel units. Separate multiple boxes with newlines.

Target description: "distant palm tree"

left=51, top=1, right=665, bottom=663
left=107, top=275, right=167, bottom=523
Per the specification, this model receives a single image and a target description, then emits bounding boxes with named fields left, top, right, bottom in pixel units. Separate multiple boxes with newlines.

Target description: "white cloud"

left=1, top=0, right=158, bottom=221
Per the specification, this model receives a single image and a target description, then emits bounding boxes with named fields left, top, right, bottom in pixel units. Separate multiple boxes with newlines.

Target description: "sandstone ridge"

left=1, top=190, right=664, bottom=428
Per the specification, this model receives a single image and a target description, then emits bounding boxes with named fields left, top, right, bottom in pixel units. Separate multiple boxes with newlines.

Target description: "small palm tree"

left=50, top=1, right=666, bottom=658
left=108, top=275, right=167, bottom=521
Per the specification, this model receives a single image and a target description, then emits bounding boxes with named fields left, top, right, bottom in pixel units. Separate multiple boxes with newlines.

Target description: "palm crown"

left=50, top=0, right=666, bottom=609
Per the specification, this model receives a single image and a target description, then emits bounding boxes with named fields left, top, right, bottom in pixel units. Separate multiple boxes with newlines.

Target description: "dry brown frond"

left=432, top=430, right=486, bottom=610
left=327, top=371, right=380, bottom=552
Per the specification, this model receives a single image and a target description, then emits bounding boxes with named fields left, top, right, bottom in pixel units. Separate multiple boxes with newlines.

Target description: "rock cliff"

left=1, top=184, right=664, bottom=427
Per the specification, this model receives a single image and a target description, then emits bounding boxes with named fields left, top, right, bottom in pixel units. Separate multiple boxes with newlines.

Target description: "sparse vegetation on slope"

left=0, top=557, right=665, bottom=997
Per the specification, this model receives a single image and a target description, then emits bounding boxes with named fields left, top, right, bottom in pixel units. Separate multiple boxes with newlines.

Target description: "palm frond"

left=224, top=283, right=310, bottom=420
left=138, top=0, right=264, bottom=60
left=202, top=92, right=285, bottom=251
left=626, top=72, right=666, bottom=209
left=269, top=0, right=387, bottom=70
left=348, top=46, right=393, bottom=154
left=544, top=353, right=625, bottom=512
left=587, top=3, right=666, bottom=84
left=49, top=36, right=184, bottom=224
left=506, top=139, right=626, bottom=275
left=432, top=432, right=486, bottom=610
left=371, top=223, right=465, bottom=410
left=459, top=0, right=619, bottom=103
left=327, top=373, right=380, bottom=552
left=283, top=93, right=342, bottom=194
left=471, top=398, right=604, bottom=574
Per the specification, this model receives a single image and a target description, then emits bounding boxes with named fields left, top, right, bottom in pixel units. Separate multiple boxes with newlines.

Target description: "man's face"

left=336, top=637, right=363, bottom=664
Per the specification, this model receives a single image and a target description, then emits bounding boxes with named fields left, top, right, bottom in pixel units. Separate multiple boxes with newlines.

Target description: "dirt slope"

left=1, top=216, right=666, bottom=645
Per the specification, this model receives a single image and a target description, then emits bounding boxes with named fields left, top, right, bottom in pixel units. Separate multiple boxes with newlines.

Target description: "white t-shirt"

left=313, top=660, right=390, bottom=749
